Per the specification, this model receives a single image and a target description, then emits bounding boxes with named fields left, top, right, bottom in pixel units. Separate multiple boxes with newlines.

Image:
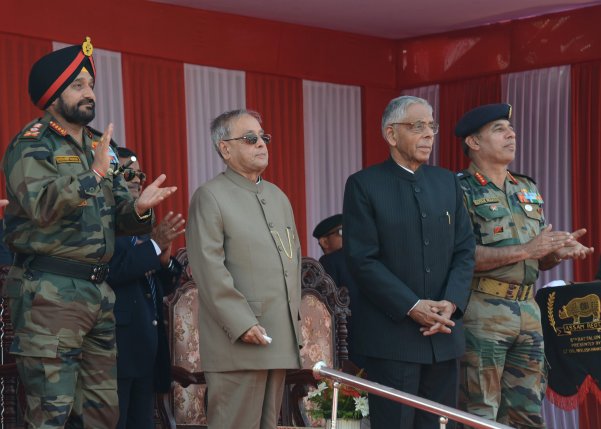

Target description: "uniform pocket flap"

left=481, top=228, right=513, bottom=245
left=519, top=203, right=543, bottom=221
left=12, top=333, right=59, bottom=358
left=474, top=204, right=510, bottom=220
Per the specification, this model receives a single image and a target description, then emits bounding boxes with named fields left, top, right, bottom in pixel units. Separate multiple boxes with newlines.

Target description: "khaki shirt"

left=459, top=162, right=545, bottom=285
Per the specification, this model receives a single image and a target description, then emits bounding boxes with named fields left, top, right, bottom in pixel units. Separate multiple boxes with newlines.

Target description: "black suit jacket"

left=107, top=236, right=182, bottom=392
left=343, top=158, right=475, bottom=364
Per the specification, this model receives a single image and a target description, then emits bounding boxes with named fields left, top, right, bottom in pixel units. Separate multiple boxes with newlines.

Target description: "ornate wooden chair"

left=157, top=248, right=206, bottom=429
left=280, top=257, right=351, bottom=427
left=157, top=250, right=351, bottom=428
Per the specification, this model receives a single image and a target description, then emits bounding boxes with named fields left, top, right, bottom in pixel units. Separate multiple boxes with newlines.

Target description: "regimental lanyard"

left=271, top=227, right=294, bottom=260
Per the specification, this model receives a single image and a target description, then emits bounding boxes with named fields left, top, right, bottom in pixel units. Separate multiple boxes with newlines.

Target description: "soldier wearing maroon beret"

left=2, top=37, right=177, bottom=428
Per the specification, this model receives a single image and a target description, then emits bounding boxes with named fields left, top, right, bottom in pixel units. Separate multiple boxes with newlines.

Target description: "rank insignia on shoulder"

left=56, top=156, right=81, bottom=164
left=20, top=121, right=46, bottom=139
left=49, top=121, right=67, bottom=136
left=474, top=171, right=488, bottom=186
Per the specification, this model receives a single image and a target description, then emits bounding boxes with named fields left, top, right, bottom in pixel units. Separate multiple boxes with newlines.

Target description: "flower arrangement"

left=306, top=379, right=369, bottom=420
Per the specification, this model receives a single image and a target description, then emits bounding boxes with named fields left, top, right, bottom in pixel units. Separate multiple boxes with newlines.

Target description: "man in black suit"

left=107, top=147, right=185, bottom=429
left=343, top=95, right=475, bottom=428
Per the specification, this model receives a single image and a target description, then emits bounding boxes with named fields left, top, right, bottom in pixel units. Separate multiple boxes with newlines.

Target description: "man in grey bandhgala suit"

left=186, top=109, right=302, bottom=429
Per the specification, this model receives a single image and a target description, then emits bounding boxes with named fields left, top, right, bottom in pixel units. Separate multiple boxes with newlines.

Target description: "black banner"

left=536, top=281, right=601, bottom=397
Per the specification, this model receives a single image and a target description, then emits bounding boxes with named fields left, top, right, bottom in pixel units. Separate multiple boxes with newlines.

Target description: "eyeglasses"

left=123, top=168, right=147, bottom=183
left=390, top=121, right=439, bottom=135
left=222, top=134, right=272, bottom=145
left=323, top=227, right=342, bottom=238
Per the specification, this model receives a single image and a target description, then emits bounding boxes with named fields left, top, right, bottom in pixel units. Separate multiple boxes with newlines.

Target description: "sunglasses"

left=223, top=134, right=272, bottom=145
left=123, top=168, right=147, bottom=182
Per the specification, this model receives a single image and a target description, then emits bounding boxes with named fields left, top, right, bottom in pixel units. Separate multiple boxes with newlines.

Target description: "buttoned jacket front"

left=187, top=168, right=301, bottom=372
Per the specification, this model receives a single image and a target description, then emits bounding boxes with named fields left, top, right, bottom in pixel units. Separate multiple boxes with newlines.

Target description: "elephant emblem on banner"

left=558, top=294, right=601, bottom=324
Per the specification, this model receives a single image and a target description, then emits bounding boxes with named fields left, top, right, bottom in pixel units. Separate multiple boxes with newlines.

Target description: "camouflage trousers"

left=4, top=266, right=119, bottom=429
left=459, top=290, right=546, bottom=429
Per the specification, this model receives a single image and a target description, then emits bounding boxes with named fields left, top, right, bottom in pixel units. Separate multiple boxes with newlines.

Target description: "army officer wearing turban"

left=2, top=37, right=177, bottom=428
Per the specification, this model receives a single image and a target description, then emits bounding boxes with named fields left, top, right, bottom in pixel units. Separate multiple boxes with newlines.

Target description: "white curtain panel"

left=541, top=390, right=579, bottom=429
left=183, top=64, right=245, bottom=197
left=303, top=80, right=362, bottom=259
left=502, top=65, right=573, bottom=289
left=53, top=42, right=127, bottom=146
left=401, top=84, right=440, bottom=166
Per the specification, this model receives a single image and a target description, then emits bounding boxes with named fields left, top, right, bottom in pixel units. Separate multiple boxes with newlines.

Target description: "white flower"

left=354, top=396, right=369, bottom=417
left=307, top=382, right=328, bottom=399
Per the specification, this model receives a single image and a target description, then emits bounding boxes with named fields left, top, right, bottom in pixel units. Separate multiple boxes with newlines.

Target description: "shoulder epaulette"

left=18, top=118, right=48, bottom=141
left=456, top=170, right=471, bottom=180
left=509, top=170, right=537, bottom=185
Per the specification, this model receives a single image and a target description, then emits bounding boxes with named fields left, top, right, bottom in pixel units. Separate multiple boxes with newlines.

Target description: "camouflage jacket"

left=458, top=162, right=545, bottom=285
left=2, top=113, right=153, bottom=264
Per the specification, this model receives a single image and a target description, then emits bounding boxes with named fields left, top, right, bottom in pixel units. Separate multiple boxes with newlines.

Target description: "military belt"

left=471, top=277, right=534, bottom=301
left=14, top=253, right=110, bottom=284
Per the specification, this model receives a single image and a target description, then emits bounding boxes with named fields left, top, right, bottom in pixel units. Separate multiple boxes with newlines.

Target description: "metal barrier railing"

left=312, top=361, right=513, bottom=429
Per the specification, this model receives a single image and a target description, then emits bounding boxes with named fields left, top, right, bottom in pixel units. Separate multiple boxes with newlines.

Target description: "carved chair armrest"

left=171, top=365, right=206, bottom=388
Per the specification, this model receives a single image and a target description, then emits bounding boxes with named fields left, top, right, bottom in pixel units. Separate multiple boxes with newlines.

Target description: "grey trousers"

left=205, top=368, right=287, bottom=429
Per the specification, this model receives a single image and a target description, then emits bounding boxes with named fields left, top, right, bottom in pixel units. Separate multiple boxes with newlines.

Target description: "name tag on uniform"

left=473, top=197, right=500, bottom=206
left=55, top=155, right=81, bottom=164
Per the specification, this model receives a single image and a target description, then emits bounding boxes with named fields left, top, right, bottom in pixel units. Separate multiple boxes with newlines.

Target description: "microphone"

left=113, top=156, right=137, bottom=176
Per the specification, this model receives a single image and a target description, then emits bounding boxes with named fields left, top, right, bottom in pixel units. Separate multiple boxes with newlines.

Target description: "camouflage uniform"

left=3, top=113, right=153, bottom=428
left=458, top=162, right=546, bottom=429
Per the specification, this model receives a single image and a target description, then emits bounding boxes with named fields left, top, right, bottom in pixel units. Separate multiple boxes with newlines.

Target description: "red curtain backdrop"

left=438, top=76, right=502, bottom=172
left=0, top=34, right=51, bottom=199
left=362, top=86, right=401, bottom=168
left=571, top=61, right=601, bottom=282
left=580, top=391, right=601, bottom=429
left=0, top=0, right=395, bottom=90
left=245, top=73, right=307, bottom=254
left=121, top=54, right=189, bottom=251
